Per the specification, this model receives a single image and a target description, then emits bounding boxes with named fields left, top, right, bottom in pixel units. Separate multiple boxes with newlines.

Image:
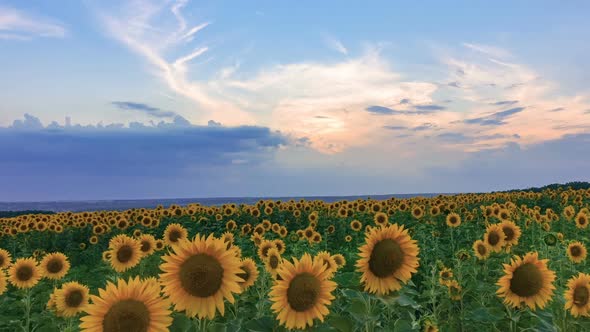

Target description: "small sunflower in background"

left=439, top=267, right=454, bottom=286
left=499, top=220, right=521, bottom=246
left=374, top=212, right=389, bottom=227
left=237, top=258, right=259, bottom=291
left=138, top=234, right=157, bottom=257
left=472, top=240, right=490, bottom=260
left=265, top=248, right=282, bottom=278
left=567, top=242, right=587, bottom=264
left=445, top=213, right=461, bottom=228
left=497, top=252, right=556, bottom=310
left=314, top=251, right=338, bottom=278
left=564, top=273, right=590, bottom=317
left=447, top=280, right=462, bottom=301
left=575, top=212, right=589, bottom=229
left=269, top=253, right=337, bottom=330
left=0, top=248, right=11, bottom=269
left=163, top=223, right=188, bottom=247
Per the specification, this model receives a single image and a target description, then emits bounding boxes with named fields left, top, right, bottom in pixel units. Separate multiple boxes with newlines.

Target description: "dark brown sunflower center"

left=46, top=259, right=63, bottom=274
left=368, top=239, right=404, bottom=278
left=261, top=246, right=272, bottom=258
left=450, top=216, right=458, bottom=224
left=17, top=265, right=33, bottom=281
left=287, top=273, right=321, bottom=312
left=269, top=255, right=279, bottom=269
left=441, top=271, right=450, bottom=279
left=487, top=232, right=500, bottom=246
left=116, top=245, right=134, bottom=263
left=502, top=226, right=515, bottom=241
left=168, top=230, right=181, bottom=242
left=65, top=289, right=84, bottom=308
left=570, top=246, right=582, bottom=257
left=237, top=268, right=251, bottom=284
left=179, top=254, right=224, bottom=298
left=574, top=285, right=590, bottom=306
left=377, top=215, right=386, bottom=223
left=140, top=241, right=151, bottom=252
left=509, top=263, right=543, bottom=297
left=477, top=244, right=487, bottom=255
left=103, top=299, right=150, bottom=332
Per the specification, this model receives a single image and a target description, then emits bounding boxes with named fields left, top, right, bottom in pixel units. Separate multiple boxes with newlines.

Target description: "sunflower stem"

left=23, top=288, right=32, bottom=332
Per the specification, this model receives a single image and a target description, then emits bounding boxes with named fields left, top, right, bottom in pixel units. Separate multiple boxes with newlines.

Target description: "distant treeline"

left=499, top=181, right=590, bottom=193
left=0, top=210, right=55, bottom=218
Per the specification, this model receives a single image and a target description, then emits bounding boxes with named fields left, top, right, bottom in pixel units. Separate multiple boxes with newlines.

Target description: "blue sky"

left=1, top=1, right=589, bottom=201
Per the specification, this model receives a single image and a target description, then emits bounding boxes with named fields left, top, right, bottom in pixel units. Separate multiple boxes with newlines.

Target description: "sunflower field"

left=1, top=188, right=590, bottom=331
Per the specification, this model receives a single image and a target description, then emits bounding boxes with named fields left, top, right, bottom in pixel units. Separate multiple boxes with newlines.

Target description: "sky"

left=1, top=0, right=590, bottom=201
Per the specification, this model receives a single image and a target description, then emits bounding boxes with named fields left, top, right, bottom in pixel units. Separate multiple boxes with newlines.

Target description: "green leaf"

left=243, top=316, right=276, bottom=332
left=394, top=319, right=414, bottom=332
left=327, top=315, right=355, bottom=332
left=465, top=307, right=504, bottom=323
left=207, top=323, right=227, bottom=332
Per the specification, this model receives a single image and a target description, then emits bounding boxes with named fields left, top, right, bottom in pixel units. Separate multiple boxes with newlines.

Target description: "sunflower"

left=40, top=252, right=70, bottom=280
left=564, top=273, right=590, bottom=317
left=345, top=235, right=352, bottom=242
left=439, top=267, right=453, bottom=286
left=499, top=220, right=521, bottom=246
left=269, top=253, right=337, bottom=330
left=332, top=254, right=346, bottom=269
left=163, top=223, right=188, bottom=247
left=0, top=248, right=11, bottom=269
left=257, top=240, right=277, bottom=261
left=237, top=258, right=259, bottom=291
left=108, top=235, right=142, bottom=272
left=496, top=252, right=556, bottom=310
left=411, top=206, right=424, bottom=219
left=374, top=212, right=389, bottom=227
left=356, top=223, right=420, bottom=295
left=80, top=277, right=172, bottom=332
left=0, top=271, right=6, bottom=295
left=567, top=242, right=587, bottom=264
left=423, top=319, right=439, bottom=332
left=473, top=240, right=490, bottom=260
left=265, top=248, right=282, bottom=277
left=484, top=224, right=506, bottom=252
left=447, top=280, right=462, bottom=301
left=350, top=220, right=362, bottom=232
left=159, top=234, right=243, bottom=319
left=273, top=239, right=286, bottom=255
left=314, top=251, right=338, bottom=278
left=138, top=234, right=157, bottom=257
left=575, top=212, right=589, bottom=229
left=445, top=213, right=461, bottom=228
left=54, top=281, right=89, bottom=317
left=8, top=258, right=42, bottom=289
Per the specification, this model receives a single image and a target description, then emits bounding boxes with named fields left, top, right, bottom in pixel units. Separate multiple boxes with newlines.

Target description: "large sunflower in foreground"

left=108, top=235, right=142, bottom=272
left=40, top=252, right=71, bottom=280
left=356, top=223, right=420, bottom=295
left=54, top=281, right=89, bottom=317
left=159, top=234, right=243, bottom=319
left=8, top=257, right=42, bottom=289
left=567, top=241, right=587, bottom=264
left=496, top=252, right=556, bottom=310
left=269, top=253, right=337, bottom=330
left=80, top=277, right=172, bottom=332
left=565, top=273, right=590, bottom=317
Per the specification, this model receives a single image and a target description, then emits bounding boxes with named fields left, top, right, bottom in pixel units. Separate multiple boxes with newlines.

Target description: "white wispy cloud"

left=323, top=34, right=348, bottom=55
left=0, top=6, right=67, bottom=40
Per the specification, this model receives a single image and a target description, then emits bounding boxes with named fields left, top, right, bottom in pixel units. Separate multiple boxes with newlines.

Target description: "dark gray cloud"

left=437, top=132, right=520, bottom=143
left=383, top=125, right=407, bottom=130
left=548, top=107, right=565, bottom=112
left=0, top=115, right=287, bottom=178
left=111, top=101, right=178, bottom=118
left=399, top=98, right=410, bottom=104
left=464, top=107, right=525, bottom=126
left=448, top=82, right=461, bottom=88
left=415, top=104, right=446, bottom=111
left=367, top=105, right=438, bottom=116
left=490, top=100, right=518, bottom=106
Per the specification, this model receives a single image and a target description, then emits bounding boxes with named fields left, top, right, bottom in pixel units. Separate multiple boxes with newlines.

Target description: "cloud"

left=323, top=34, right=348, bottom=55
left=490, top=100, right=518, bottom=106
left=462, top=43, right=512, bottom=59
left=464, top=107, right=525, bottom=126
left=0, top=114, right=287, bottom=178
left=414, top=104, right=446, bottom=111
left=0, top=6, right=67, bottom=40
left=111, top=101, right=178, bottom=118
left=366, top=105, right=396, bottom=115
left=549, top=107, right=565, bottom=112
